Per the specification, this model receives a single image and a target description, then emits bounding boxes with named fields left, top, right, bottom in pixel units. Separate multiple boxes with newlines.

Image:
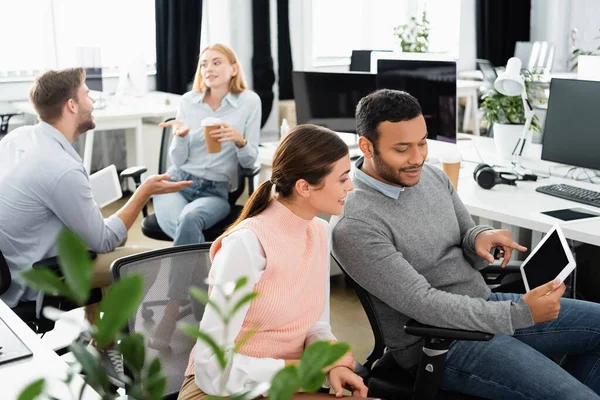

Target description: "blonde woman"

left=150, top=44, right=261, bottom=350
left=154, top=43, right=261, bottom=246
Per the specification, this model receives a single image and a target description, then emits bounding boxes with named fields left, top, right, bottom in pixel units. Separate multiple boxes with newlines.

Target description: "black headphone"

left=473, top=163, right=519, bottom=189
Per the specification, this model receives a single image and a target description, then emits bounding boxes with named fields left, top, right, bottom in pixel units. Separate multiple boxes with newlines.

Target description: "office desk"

left=0, top=300, right=100, bottom=399
left=430, top=135, right=600, bottom=247
left=11, top=91, right=181, bottom=174
left=458, top=70, right=578, bottom=81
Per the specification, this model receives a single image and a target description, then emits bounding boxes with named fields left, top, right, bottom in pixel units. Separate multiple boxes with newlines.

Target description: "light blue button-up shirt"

left=0, top=122, right=127, bottom=307
left=170, top=89, right=261, bottom=182
left=353, top=157, right=405, bottom=199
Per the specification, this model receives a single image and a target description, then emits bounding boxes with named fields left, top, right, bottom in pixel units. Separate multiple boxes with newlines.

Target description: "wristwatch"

left=236, top=137, right=247, bottom=148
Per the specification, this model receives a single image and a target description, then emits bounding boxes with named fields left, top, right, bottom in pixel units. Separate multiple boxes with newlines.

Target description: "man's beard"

left=372, top=147, right=424, bottom=187
left=76, top=113, right=95, bottom=135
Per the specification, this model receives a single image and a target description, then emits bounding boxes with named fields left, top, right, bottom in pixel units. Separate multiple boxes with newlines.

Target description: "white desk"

left=11, top=91, right=181, bottom=174
left=457, top=80, right=484, bottom=136
left=429, top=135, right=600, bottom=247
left=0, top=300, right=100, bottom=400
left=458, top=70, right=578, bottom=81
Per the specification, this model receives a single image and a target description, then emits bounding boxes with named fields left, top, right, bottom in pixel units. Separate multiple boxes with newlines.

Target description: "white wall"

left=458, top=0, right=476, bottom=71
left=531, top=0, right=600, bottom=72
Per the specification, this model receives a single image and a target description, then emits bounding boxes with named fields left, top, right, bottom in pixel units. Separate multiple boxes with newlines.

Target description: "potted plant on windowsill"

left=393, top=10, right=430, bottom=53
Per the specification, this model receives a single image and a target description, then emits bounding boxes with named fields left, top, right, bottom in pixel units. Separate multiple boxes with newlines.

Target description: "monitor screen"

left=541, top=79, right=600, bottom=170
left=85, top=67, right=103, bottom=92
left=292, top=71, right=377, bottom=133
left=376, top=59, right=457, bottom=142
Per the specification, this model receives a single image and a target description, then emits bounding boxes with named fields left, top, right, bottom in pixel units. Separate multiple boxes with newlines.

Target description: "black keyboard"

left=536, top=184, right=600, bottom=208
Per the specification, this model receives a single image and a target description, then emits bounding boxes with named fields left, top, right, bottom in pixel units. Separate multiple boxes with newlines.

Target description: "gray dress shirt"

left=0, top=122, right=127, bottom=307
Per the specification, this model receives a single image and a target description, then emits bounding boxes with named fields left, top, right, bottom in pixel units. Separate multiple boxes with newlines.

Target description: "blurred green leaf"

left=234, top=327, right=258, bottom=354
left=17, top=378, right=45, bottom=400
left=70, top=343, right=110, bottom=392
left=234, top=276, right=248, bottom=292
left=57, top=229, right=92, bottom=305
left=269, top=365, right=299, bottom=400
left=95, top=275, right=144, bottom=347
left=298, top=341, right=349, bottom=391
left=228, top=292, right=258, bottom=321
left=21, top=268, right=74, bottom=301
left=144, top=357, right=167, bottom=400
left=189, top=287, right=222, bottom=316
left=181, top=323, right=227, bottom=370
left=119, top=333, right=146, bottom=377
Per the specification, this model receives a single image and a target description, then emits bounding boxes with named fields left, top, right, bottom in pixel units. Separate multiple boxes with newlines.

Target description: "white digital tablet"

left=90, top=164, right=123, bottom=208
left=520, top=224, right=576, bottom=292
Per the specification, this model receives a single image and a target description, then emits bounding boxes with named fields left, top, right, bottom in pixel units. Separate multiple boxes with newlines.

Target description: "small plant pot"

left=493, top=123, right=532, bottom=160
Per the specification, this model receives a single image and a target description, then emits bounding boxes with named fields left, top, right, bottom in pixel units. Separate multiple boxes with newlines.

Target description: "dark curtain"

left=277, top=0, right=294, bottom=100
left=252, top=0, right=275, bottom=127
left=476, top=0, right=531, bottom=67
left=155, top=0, right=203, bottom=94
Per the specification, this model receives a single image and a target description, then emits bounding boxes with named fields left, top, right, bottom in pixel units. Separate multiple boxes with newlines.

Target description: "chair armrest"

left=404, top=319, right=494, bottom=342
left=240, top=165, right=260, bottom=177
left=480, top=261, right=521, bottom=274
left=120, top=166, right=148, bottom=183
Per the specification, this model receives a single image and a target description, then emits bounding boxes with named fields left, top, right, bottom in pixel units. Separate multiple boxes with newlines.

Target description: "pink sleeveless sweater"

left=184, top=199, right=327, bottom=376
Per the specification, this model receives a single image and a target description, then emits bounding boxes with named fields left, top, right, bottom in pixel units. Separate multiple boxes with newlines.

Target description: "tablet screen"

left=522, top=230, right=570, bottom=289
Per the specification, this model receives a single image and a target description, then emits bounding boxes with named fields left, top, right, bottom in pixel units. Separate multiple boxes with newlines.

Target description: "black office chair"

left=120, top=117, right=260, bottom=243
left=332, top=255, right=529, bottom=400
left=0, top=250, right=102, bottom=337
left=0, top=109, right=22, bottom=140
left=111, top=243, right=212, bottom=399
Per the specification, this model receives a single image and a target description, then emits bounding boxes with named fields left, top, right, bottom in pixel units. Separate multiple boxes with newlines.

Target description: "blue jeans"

left=442, top=293, right=600, bottom=399
left=153, top=168, right=231, bottom=246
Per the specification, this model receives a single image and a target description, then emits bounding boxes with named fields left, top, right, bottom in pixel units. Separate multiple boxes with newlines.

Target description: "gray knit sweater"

left=331, top=162, right=534, bottom=368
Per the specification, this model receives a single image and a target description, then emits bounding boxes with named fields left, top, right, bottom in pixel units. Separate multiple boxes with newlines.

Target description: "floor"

left=49, top=194, right=374, bottom=364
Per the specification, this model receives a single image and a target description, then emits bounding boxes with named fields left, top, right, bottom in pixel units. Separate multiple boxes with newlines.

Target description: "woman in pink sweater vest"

left=179, top=125, right=367, bottom=399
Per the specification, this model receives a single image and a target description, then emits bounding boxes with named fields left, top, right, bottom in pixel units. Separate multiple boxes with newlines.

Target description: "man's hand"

left=522, top=279, right=566, bottom=324
left=139, top=174, right=192, bottom=197
left=475, top=229, right=527, bottom=267
left=159, top=120, right=191, bottom=137
left=328, top=366, right=368, bottom=398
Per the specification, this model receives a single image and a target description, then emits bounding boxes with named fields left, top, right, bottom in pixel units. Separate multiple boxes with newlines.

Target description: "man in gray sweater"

left=331, top=89, right=600, bottom=399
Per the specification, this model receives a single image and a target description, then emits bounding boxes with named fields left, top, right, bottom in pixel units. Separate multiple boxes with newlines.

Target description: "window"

left=309, top=0, right=460, bottom=64
left=0, top=0, right=156, bottom=79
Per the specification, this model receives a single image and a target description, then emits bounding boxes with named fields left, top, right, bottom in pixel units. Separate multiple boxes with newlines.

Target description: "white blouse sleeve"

left=305, top=218, right=337, bottom=346
left=193, top=229, right=285, bottom=396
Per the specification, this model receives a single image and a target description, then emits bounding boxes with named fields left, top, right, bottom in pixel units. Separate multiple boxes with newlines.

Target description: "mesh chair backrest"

left=111, top=244, right=213, bottom=397
left=332, top=254, right=386, bottom=369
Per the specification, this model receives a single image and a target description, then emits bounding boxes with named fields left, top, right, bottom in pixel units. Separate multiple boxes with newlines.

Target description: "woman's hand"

left=159, top=120, right=191, bottom=137
left=211, top=122, right=246, bottom=147
left=324, top=349, right=355, bottom=373
left=328, top=366, right=368, bottom=398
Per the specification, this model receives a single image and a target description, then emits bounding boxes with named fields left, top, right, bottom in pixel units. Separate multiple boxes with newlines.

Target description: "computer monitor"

left=85, top=67, right=103, bottom=92
left=292, top=71, right=377, bottom=133
left=476, top=59, right=498, bottom=86
left=541, top=79, right=600, bottom=170
left=376, top=59, right=457, bottom=142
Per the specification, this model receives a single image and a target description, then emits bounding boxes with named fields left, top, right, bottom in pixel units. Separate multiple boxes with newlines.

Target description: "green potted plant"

left=393, top=10, right=430, bottom=53
left=18, top=229, right=350, bottom=400
left=480, top=72, right=543, bottom=159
